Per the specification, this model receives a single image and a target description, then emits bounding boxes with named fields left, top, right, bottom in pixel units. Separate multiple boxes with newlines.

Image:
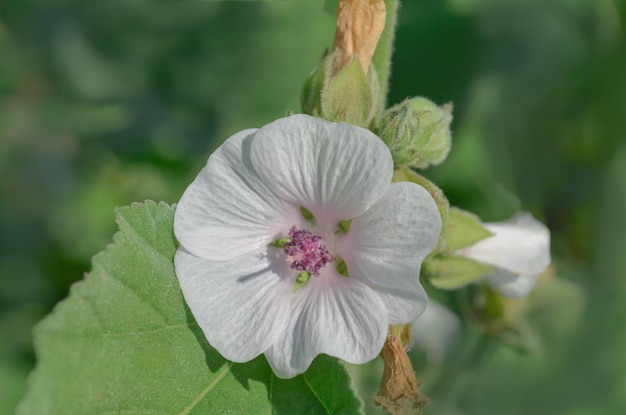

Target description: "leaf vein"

left=99, top=264, right=170, bottom=326
left=117, top=210, right=173, bottom=262
left=43, top=321, right=197, bottom=339
left=302, top=374, right=332, bottom=414
left=177, top=362, right=234, bottom=415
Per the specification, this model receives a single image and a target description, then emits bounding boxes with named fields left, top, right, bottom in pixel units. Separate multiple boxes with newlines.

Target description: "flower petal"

left=174, top=129, right=300, bottom=261
left=338, top=182, right=441, bottom=324
left=485, top=269, right=541, bottom=299
left=174, top=247, right=293, bottom=362
left=456, top=213, right=551, bottom=277
left=264, top=269, right=387, bottom=378
left=411, top=300, right=460, bottom=365
left=250, top=114, right=393, bottom=229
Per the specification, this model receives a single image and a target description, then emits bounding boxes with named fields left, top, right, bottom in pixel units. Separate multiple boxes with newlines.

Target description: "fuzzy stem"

left=372, top=0, right=400, bottom=111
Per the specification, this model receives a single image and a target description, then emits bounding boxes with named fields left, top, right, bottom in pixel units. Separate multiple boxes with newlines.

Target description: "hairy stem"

left=372, top=0, right=400, bottom=111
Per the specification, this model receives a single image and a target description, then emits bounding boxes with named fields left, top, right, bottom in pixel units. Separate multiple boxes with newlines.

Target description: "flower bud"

left=379, top=97, right=453, bottom=169
left=333, top=0, right=386, bottom=74
left=301, top=0, right=385, bottom=127
left=301, top=52, right=379, bottom=127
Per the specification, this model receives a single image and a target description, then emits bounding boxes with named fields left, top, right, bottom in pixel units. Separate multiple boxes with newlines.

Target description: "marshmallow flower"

left=456, top=213, right=551, bottom=298
left=174, top=114, right=441, bottom=378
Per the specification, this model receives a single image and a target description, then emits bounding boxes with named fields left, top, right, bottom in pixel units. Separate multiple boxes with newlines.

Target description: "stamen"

left=283, top=226, right=334, bottom=277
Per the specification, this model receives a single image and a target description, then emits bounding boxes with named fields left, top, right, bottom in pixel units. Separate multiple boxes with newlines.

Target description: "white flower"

left=174, top=114, right=441, bottom=378
left=410, top=300, right=460, bottom=365
left=456, top=213, right=551, bottom=298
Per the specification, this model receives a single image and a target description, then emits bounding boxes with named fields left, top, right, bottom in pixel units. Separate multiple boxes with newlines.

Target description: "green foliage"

left=17, top=202, right=362, bottom=415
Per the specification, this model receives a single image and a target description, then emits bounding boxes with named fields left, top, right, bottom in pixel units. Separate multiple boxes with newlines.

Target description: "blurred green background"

left=1, top=0, right=625, bottom=414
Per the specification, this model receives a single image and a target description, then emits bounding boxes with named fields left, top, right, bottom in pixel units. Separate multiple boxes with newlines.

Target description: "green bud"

left=471, top=285, right=542, bottom=353
left=301, top=52, right=379, bottom=127
left=379, top=97, right=453, bottom=169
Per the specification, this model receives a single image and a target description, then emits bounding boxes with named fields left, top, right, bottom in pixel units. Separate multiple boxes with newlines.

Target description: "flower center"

left=283, top=226, right=334, bottom=277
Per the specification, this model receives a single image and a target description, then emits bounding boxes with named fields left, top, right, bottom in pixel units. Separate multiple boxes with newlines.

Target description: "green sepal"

left=293, top=271, right=312, bottom=293
left=422, top=253, right=494, bottom=290
left=302, top=51, right=380, bottom=128
left=322, top=56, right=378, bottom=127
left=446, top=207, right=492, bottom=250
left=301, top=51, right=332, bottom=118
left=393, top=166, right=449, bottom=252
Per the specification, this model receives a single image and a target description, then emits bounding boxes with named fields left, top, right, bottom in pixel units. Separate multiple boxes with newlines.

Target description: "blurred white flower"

left=456, top=213, right=551, bottom=298
left=174, top=114, right=441, bottom=378
left=411, top=300, right=460, bottom=365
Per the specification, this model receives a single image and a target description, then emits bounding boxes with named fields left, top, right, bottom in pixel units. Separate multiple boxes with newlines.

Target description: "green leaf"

left=446, top=207, right=492, bottom=250
left=423, top=253, right=493, bottom=290
left=17, top=201, right=363, bottom=415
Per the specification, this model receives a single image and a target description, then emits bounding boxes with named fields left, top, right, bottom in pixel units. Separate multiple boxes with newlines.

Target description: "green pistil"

left=336, top=259, right=349, bottom=278
left=300, top=206, right=315, bottom=221
left=270, top=237, right=291, bottom=248
left=293, top=271, right=312, bottom=293
left=338, top=219, right=352, bottom=234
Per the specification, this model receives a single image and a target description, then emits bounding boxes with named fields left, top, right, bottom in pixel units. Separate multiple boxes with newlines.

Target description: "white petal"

left=411, top=300, right=460, bottom=365
left=250, top=114, right=393, bottom=229
left=374, top=290, right=428, bottom=325
left=174, top=247, right=293, bottom=363
left=456, top=212, right=551, bottom=275
left=337, top=182, right=441, bottom=324
left=485, top=269, right=541, bottom=299
left=264, top=269, right=387, bottom=378
left=174, top=129, right=300, bottom=261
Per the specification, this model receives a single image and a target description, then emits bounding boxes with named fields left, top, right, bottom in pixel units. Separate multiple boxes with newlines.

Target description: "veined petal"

left=338, top=182, right=441, bottom=324
left=485, top=269, right=541, bottom=299
left=174, top=129, right=300, bottom=261
left=456, top=212, right=551, bottom=276
left=174, top=247, right=293, bottom=363
left=250, top=114, right=393, bottom=229
left=264, top=269, right=387, bottom=378
left=375, top=290, right=428, bottom=325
